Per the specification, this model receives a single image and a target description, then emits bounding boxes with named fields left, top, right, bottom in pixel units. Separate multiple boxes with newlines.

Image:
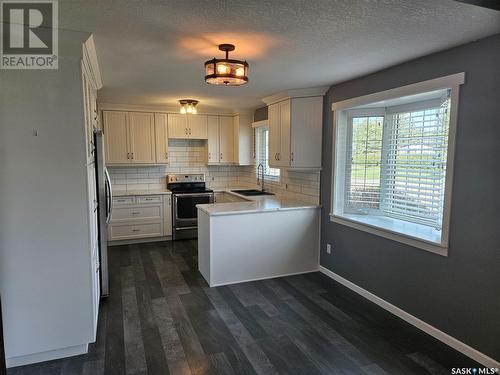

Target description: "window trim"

left=255, top=126, right=280, bottom=181
left=330, top=73, right=465, bottom=256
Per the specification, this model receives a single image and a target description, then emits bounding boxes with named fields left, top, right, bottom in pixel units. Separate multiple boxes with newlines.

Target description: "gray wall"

left=0, top=29, right=94, bottom=363
left=320, top=34, right=500, bottom=360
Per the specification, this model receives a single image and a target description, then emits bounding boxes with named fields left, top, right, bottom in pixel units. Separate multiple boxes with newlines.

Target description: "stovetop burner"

left=167, top=174, right=212, bottom=195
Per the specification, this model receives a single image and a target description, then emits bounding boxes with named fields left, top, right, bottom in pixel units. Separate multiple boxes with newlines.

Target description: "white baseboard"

left=6, top=344, right=88, bottom=368
left=108, top=235, right=172, bottom=246
left=319, top=266, right=500, bottom=368
left=209, top=268, right=320, bottom=287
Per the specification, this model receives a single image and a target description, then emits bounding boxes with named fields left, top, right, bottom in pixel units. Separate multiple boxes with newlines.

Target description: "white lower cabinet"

left=108, top=194, right=172, bottom=241
left=109, top=222, right=163, bottom=240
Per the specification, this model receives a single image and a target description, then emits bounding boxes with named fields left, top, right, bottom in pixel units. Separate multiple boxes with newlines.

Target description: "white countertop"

left=197, top=190, right=320, bottom=216
left=113, top=189, right=171, bottom=197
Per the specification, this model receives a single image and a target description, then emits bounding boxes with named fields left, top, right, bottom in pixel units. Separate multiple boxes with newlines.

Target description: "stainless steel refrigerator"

left=93, top=130, right=111, bottom=297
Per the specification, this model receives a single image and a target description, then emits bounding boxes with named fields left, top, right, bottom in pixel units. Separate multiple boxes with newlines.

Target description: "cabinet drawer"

left=112, top=196, right=135, bottom=205
left=109, top=222, right=162, bottom=240
left=137, top=195, right=162, bottom=204
left=112, top=205, right=162, bottom=221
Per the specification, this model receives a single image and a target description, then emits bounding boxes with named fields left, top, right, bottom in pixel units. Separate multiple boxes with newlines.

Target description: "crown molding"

left=98, top=102, right=237, bottom=116
left=262, top=86, right=329, bottom=105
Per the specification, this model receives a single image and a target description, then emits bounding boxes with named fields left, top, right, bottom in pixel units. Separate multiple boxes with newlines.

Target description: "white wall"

left=0, top=29, right=94, bottom=365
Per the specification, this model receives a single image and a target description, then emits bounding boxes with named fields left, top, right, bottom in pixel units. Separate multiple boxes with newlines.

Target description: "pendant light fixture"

left=179, top=99, right=199, bottom=114
left=205, top=44, right=248, bottom=86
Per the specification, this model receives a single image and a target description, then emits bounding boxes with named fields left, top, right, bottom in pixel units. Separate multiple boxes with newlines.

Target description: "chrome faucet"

left=257, top=163, right=265, bottom=192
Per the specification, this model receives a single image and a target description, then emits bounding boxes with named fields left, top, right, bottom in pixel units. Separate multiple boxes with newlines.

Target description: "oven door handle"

left=173, top=193, right=214, bottom=198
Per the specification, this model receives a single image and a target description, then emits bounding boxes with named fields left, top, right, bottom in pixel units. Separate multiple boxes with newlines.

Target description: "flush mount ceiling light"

left=179, top=99, right=199, bottom=114
left=205, top=44, right=248, bottom=86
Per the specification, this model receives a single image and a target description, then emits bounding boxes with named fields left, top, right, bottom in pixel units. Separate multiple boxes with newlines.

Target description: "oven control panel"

left=167, top=174, right=205, bottom=183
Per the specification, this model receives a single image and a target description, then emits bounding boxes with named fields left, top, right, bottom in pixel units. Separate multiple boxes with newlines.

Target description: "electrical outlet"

left=326, top=244, right=332, bottom=254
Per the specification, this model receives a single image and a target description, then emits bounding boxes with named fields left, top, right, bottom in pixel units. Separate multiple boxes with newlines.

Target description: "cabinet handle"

left=165, top=152, right=168, bottom=159
left=132, top=211, right=140, bottom=215
left=208, top=152, right=211, bottom=160
left=277, top=153, right=280, bottom=161
left=132, top=229, right=140, bottom=232
left=220, top=153, right=222, bottom=160
left=185, top=128, right=188, bottom=135
left=189, top=128, right=192, bottom=135
left=127, top=152, right=130, bottom=159
left=274, top=153, right=278, bottom=161
left=291, top=152, right=294, bottom=162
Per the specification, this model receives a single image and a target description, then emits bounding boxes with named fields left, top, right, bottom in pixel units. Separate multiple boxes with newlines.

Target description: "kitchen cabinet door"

left=290, top=96, right=323, bottom=168
left=207, top=115, right=219, bottom=164
left=268, top=103, right=280, bottom=168
left=219, top=116, right=234, bottom=163
left=129, top=112, right=156, bottom=163
left=188, top=114, right=208, bottom=139
left=277, top=100, right=291, bottom=167
left=155, top=113, right=169, bottom=164
left=103, top=111, right=129, bottom=163
left=168, top=113, right=189, bottom=139
left=233, top=114, right=253, bottom=165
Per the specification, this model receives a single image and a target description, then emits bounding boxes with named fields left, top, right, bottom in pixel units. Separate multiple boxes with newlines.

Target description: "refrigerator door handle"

left=104, top=168, right=113, bottom=223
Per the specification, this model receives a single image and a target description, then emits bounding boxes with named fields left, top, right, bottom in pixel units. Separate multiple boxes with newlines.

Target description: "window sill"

left=329, top=213, right=448, bottom=256
left=260, top=175, right=280, bottom=182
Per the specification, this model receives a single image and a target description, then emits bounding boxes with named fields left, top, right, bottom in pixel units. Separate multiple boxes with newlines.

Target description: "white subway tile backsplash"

left=108, top=143, right=320, bottom=203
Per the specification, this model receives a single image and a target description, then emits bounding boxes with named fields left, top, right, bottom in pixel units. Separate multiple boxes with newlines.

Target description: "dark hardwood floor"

left=9, top=240, right=478, bottom=374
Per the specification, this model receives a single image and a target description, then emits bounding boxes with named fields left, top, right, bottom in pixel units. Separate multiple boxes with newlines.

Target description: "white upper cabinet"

left=268, top=103, right=282, bottom=168
left=206, top=115, right=247, bottom=165
left=233, top=113, right=253, bottom=165
left=103, top=110, right=156, bottom=165
left=219, top=116, right=234, bottom=163
left=289, top=97, right=323, bottom=168
left=264, top=88, right=326, bottom=169
left=188, top=114, right=208, bottom=139
left=167, top=113, right=189, bottom=138
left=269, top=100, right=291, bottom=167
left=207, top=115, right=220, bottom=164
left=103, top=111, right=129, bottom=164
left=102, top=109, right=253, bottom=166
left=168, top=113, right=208, bottom=139
left=128, top=112, right=156, bottom=163
left=154, top=113, right=169, bottom=164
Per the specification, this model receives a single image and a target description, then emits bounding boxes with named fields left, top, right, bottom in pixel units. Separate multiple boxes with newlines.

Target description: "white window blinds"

left=255, top=127, right=280, bottom=178
left=382, top=101, right=450, bottom=228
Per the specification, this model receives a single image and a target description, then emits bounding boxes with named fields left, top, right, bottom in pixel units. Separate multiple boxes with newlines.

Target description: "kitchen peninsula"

left=197, top=191, right=320, bottom=286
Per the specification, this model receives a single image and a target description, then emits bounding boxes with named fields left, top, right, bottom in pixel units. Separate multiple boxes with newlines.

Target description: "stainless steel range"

left=167, top=174, right=214, bottom=240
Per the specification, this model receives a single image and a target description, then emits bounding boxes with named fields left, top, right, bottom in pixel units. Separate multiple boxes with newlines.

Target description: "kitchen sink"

left=231, top=189, right=275, bottom=196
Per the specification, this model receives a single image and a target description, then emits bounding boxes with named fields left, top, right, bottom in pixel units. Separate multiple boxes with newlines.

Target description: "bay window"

left=331, top=74, right=464, bottom=255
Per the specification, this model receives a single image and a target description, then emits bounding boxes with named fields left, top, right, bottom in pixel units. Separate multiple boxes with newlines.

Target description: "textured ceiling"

left=59, top=0, right=500, bottom=111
